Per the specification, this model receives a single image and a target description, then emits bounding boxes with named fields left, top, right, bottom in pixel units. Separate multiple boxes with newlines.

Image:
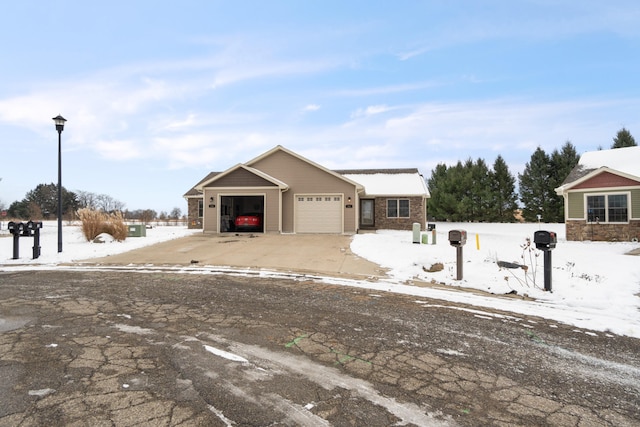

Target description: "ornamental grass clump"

left=77, top=208, right=128, bottom=242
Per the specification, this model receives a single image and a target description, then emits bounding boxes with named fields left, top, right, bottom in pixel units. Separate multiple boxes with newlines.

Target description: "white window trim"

left=584, top=191, right=630, bottom=224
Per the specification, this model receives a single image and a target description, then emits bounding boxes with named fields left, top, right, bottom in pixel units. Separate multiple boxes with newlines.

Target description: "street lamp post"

left=53, top=115, right=67, bottom=253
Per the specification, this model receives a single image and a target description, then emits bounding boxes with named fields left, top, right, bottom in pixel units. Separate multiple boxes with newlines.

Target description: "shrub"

left=77, top=209, right=128, bottom=242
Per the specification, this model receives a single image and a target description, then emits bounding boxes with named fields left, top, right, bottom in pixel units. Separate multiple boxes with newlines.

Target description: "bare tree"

left=170, top=207, right=182, bottom=220
left=76, top=190, right=99, bottom=210
left=96, top=194, right=125, bottom=213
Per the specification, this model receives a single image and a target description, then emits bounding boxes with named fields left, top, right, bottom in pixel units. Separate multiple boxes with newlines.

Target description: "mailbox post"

left=448, top=229, right=467, bottom=280
left=26, top=221, right=43, bottom=259
left=8, top=221, right=23, bottom=259
left=533, top=230, right=557, bottom=292
left=6, top=221, right=44, bottom=260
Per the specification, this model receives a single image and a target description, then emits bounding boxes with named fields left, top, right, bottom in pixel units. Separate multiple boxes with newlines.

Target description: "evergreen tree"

left=426, top=163, right=451, bottom=221
left=8, top=199, right=29, bottom=219
left=548, top=141, right=579, bottom=222
left=468, top=158, right=492, bottom=220
left=15, top=183, right=79, bottom=219
left=518, top=147, right=552, bottom=222
left=488, top=155, right=518, bottom=222
left=611, top=127, right=637, bottom=148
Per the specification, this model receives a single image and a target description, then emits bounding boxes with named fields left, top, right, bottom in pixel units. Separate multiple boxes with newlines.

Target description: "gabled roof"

left=183, top=171, right=220, bottom=197
left=556, top=146, right=640, bottom=194
left=247, top=145, right=364, bottom=190
left=184, top=146, right=427, bottom=199
left=336, top=168, right=430, bottom=197
left=195, top=164, right=289, bottom=191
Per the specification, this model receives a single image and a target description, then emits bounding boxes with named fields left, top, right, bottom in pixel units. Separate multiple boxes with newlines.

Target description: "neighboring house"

left=555, top=146, right=640, bottom=241
left=184, top=145, right=430, bottom=234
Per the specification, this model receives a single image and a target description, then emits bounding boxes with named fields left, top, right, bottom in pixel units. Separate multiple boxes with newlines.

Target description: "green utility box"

left=127, top=224, right=146, bottom=237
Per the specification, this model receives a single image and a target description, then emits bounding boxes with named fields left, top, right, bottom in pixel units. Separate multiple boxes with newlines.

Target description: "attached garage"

left=220, top=195, right=264, bottom=232
left=295, top=195, right=343, bottom=233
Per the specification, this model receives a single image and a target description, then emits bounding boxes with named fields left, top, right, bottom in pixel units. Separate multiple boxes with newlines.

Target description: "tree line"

left=4, top=184, right=182, bottom=223
left=427, top=128, right=636, bottom=223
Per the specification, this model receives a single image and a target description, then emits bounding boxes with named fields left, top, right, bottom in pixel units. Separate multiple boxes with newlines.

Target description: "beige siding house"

left=555, top=146, right=640, bottom=241
left=184, top=146, right=430, bottom=234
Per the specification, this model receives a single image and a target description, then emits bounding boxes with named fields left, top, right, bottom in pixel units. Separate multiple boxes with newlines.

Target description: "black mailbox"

left=534, top=230, right=557, bottom=250
left=22, top=221, right=34, bottom=236
left=25, top=220, right=42, bottom=231
left=448, top=229, right=467, bottom=247
left=427, top=223, right=436, bottom=231
left=8, top=221, right=24, bottom=235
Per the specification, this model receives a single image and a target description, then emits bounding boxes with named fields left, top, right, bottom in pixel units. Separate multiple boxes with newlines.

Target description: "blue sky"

left=1, top=1, right=639, bottom=215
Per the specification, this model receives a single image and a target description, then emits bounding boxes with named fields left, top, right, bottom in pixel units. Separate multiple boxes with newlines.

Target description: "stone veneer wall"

left=373, top=196, right=425, bottom=231
left=187, top=198, right=203, bottom=229
left=566, top=219, right=640, bottom=242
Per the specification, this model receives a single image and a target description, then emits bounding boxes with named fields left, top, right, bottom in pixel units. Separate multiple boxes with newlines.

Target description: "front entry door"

left=360, top=199, right=374, bottom=227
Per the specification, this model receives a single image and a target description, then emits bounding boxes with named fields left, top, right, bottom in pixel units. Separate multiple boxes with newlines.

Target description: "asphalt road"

left=1, top=269, right=639, bottom=426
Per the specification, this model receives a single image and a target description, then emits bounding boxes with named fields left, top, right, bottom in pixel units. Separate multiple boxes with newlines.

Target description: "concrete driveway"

left=83, top=233, right=387, bottom=279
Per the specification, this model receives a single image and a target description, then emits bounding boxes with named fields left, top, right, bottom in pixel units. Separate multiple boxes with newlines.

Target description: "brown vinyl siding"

left=211, top=168, right=275, bottom=187
left=249, top=150, right=358, bottom=233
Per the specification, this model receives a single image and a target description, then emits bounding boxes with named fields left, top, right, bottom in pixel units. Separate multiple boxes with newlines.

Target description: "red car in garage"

left=234, top=213, right=262, bottom=231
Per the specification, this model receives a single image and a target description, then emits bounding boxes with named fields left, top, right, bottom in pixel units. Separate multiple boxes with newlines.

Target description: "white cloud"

left=350, top=104, right=394, bottom=119
left=303, top=104, right=321, bottom=112
left=94, top=139, right=143, bottom=160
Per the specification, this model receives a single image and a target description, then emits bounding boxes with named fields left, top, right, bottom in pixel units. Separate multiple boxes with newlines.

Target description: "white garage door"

left=295, top=195, right=343, bottom=233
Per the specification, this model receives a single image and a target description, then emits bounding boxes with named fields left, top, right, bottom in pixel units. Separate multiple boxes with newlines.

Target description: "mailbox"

left=26, top=221, right=43, bottom=231
left=427, top=223, right=436, bottom=231
left=448, top=229, right=467, bottom=247
left=534, top=230, right=557, bottom=250
left=23, top=221, right=35, bottom=236
left=8, top=221, right=24, bottom=235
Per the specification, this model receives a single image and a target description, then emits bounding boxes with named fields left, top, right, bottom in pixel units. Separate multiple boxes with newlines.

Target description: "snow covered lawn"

left=351, top=222, right=640, bottom=338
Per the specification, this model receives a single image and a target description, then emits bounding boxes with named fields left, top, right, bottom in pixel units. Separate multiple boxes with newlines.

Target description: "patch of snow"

left=204, top=345, right=249, bottom=363
left=114, top=323, right=154, bottom=335
left=28, top=388, right=55, bottom=397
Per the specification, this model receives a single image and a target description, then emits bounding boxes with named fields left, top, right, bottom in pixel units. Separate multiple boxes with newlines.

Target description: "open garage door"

left=220, top=195, right=264, bottom=232
left=295, top=195, right=342, bottom=233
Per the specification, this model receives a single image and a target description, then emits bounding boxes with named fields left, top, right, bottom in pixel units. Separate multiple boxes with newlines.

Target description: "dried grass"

left=77, top=209, right=128, bottom=242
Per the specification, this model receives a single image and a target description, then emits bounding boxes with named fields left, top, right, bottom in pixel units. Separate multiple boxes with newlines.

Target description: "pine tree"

left=488, top=155, right=518, bottom=222
left=611, top=127, right=637, bottom=148
left=469, top=158, right=492, bottom=220
left=426, top=163, right=452, bottom=221
left=548, top=141, right=579, bottom=222
left=519, top=147, right=552, bottom=222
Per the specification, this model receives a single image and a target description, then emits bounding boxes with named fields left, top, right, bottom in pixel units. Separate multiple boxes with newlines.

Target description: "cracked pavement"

left=1, top=269, right=639, bottom=426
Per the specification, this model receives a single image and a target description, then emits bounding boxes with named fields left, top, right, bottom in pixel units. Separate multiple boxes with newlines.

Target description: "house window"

left=608, top=194, right=628, bottom=222
left=586, top=195, right=605, bottom=222
left=387, top=199, right=410, bottom=218
left=198, top=200, right=204, bottom=218
left=586, top=194, right=628, bottom=223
